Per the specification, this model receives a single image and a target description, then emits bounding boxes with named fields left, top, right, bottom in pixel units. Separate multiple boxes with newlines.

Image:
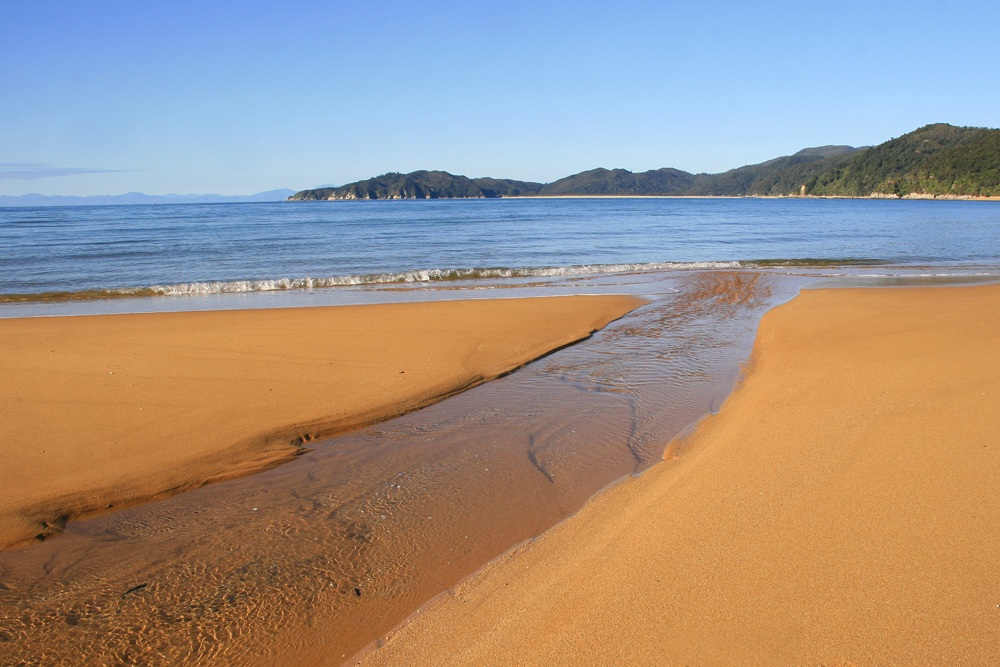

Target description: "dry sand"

left=0, top=295, right=642, bottom=549
left=359, top=284, right=1000, bottom=665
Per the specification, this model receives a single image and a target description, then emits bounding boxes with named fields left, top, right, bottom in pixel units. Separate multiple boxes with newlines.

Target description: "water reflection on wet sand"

left=0, top=270, right=803, bottom=664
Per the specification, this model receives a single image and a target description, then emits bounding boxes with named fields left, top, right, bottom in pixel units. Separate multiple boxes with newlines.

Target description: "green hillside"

left=808, top=124, right=1000, bottom=196
left=689, top=146, right=861, bottom=196
left=289, top=123, right=1000, bottom=200
left=540, top=168, right=695, bottom=195
left=288, top=171, right=542, bottom=200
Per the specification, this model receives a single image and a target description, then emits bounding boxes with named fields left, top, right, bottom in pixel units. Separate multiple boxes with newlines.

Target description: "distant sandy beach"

left=360, top=284, right=1000, bottom=665
left=0, top=295, right=641, bottom=549
left=506, top=193, right=1000, bottom=201
left=506, top=194, right=755, bottom=200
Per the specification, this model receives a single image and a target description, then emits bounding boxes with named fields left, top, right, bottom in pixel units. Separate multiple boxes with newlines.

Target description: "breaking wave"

left=0, top=261, right=744, bottom=302
left=147, top=262, right=745, bottom=296
left=8, top=259, right=995, bottom=304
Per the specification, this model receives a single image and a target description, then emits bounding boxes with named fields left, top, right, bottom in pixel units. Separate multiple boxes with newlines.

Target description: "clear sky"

left=3, top=0, right=999, bottom=195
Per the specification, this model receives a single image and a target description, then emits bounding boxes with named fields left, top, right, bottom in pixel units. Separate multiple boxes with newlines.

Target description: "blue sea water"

left=2, top=197, right=999, bottom=302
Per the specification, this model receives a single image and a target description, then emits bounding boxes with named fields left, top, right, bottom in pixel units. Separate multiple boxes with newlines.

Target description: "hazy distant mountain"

left=0, top=189, right=296, bottom=207
left=290, top=123, right=1000, bottom=200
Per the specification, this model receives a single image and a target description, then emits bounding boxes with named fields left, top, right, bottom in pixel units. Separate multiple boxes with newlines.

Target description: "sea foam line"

left=141, top=262, right=744, bottom=297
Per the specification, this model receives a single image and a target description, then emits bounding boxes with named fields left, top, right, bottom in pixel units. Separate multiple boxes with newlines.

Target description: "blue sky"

left=3, top=0, right=999, bottom=195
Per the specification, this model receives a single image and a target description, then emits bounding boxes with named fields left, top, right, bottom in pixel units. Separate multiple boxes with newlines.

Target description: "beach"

left=3, top=276, right=999, bottom=664
left=1, top=271, right=779, bottom=664
left=359, top=283, right=1000, bottom=665
left=6, top=2, right=1000, bottom=663
left=505, top=194, right=1000, bottom=200
left=0, top=295, right=642, bottom=549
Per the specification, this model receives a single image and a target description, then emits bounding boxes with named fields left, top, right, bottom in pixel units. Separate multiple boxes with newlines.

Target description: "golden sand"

left=0, top=295, right=642, bottom=549
left=359, top=284, right=1000, bottom=665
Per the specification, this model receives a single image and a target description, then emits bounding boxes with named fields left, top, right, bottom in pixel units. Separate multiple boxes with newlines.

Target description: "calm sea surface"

left=2, top=198, right=999, bottom=305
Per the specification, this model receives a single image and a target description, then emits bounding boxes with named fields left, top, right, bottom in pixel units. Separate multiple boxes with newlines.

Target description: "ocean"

left=2, top=198, right=999, bottom=312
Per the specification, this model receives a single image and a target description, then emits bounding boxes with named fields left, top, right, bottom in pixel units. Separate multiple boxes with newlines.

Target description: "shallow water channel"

left=1, top=270, right=811, bottom=664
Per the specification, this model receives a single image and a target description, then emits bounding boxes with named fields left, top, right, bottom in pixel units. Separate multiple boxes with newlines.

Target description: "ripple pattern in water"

left=3, top=198, right=999, bottom=301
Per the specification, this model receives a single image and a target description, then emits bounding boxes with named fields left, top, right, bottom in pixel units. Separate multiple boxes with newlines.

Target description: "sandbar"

left=0, top=295, right=642, bottom=549
left=360, top=284, right=1000, bottom=665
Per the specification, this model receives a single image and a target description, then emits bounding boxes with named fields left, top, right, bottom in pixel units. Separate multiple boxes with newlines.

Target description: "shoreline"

left=506, top=193, right=1000, bottom=201
left=358, top=283, right=1000, bottom=665
left=294, top=193, right=1000, bottom=201
left=0, top=270, right=782, bottom=665
left=0, top=295, right=642, bottom=549
left=7, top=261, right=1000, bottom=310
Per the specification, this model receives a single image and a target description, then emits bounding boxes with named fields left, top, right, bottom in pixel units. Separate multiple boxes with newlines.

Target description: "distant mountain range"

left=0, top=189, right=296, bottom=207
left=289, top=123, right=1000, bottom=201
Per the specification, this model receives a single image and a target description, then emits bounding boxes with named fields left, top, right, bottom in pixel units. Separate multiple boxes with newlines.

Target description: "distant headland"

left=289, top=123, right=1000, bottom=201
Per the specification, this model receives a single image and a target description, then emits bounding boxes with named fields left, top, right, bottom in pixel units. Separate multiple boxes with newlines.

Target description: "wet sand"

left=0, top=295, right=641, bottom=548
left=361, top=284, right=1000, bottom=665
left=0, top=271, right=787, bottom=664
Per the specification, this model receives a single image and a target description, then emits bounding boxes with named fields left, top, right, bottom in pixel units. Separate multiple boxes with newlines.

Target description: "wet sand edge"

left=0, top=295, right=644, bottom=550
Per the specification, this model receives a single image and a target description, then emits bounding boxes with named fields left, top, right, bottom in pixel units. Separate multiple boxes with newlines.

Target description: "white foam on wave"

left=138, top=261, right=744, bottom=297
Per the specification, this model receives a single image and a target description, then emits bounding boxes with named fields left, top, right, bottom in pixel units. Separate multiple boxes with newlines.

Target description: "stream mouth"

left=0, top=268, right=859, bottom=664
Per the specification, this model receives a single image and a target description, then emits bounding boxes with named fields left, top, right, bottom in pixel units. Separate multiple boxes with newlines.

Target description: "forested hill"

left=289, top=124, right=1000, bottom=200
left=687, top=145, right=861, bottom=196
left=540, top=167, right=695, bottom=195
left=288, top=171, right=543, bottom=200
left=807, top=123, right=1000, bottom=197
